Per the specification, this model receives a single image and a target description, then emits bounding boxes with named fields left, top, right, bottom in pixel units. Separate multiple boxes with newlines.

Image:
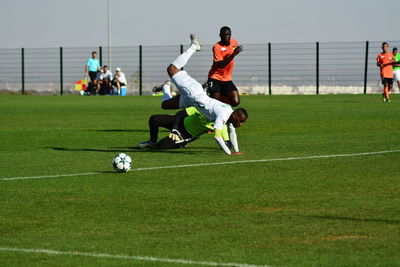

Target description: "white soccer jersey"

left=101, top=70, right=113, bottom=80
left=171, top=70, right=233, bottom=129
left=115, top=72, right=127, bottom=84
left=196, top=97, right=233, bottom=131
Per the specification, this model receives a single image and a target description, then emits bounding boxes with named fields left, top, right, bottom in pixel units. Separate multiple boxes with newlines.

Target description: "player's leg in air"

left=154, top=34, right=203, bottom=110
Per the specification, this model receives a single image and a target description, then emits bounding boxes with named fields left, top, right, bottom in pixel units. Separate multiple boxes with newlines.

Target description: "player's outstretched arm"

left=228, top=123, right=240, bottom=153
left=214, top=133, right=232, bottom=154
left=215, top=128, right=243, bottom=155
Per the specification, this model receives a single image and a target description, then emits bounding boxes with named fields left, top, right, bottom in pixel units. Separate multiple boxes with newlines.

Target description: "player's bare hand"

left=233, top=45, right=244, bottom=56
left=231, top=152, right=243, bottom=155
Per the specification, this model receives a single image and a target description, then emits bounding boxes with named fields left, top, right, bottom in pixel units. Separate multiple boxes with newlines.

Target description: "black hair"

left=393, top=47, right=398, bottom=51
left=92, top=51, right=97, bottom=55
left=234, top=107, right=248, bottom=118
left=382, top=42, right=388, bottom=47
left=103, top=65, right=108, bottom=68
left=220, top=26, right=231, bottom=34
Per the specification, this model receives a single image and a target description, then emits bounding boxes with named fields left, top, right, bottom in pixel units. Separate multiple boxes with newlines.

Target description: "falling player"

left=138, top=107, right=241, bottom=154
left=156, top=34, right=248, bottom=155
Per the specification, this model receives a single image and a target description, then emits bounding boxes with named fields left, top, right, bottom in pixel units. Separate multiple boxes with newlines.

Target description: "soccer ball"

left=112, top=153, right=132, bottom=172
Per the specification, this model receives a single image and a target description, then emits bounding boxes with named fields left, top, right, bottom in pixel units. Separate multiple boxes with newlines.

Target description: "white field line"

left=0, top=247, right=272, bottom=267
left=1, top=149, right=399, bottom=181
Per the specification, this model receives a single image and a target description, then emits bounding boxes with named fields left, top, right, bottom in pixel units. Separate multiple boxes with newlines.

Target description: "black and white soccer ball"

left=112, top=153, right=132, bottom=172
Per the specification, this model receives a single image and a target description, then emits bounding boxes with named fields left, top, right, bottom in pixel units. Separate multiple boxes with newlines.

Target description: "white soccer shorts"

left=170, top=70, right=208, bottom=108
left=393, top=69, right=400, bottom=81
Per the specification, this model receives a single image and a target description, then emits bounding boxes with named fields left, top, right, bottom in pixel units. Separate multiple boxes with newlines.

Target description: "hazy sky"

left=0, top=0, right=397, bottom=48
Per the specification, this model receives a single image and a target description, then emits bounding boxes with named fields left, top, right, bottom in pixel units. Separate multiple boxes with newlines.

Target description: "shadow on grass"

left=49, top=146, right=212, bottom=154
left=90, top=129, right=167, bottom=133
left=308, top=215, right=400, bottom=224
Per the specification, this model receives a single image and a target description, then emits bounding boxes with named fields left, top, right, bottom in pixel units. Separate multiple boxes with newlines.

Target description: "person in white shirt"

left=97, top=65, right=113, bottom=95
left=112, top=67, right=127, bottom=95
left=157, top=34, right=248, bottom=155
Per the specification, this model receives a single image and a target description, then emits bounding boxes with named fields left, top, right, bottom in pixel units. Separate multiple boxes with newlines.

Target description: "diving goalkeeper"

left=138, top=107, right=245, bottom=154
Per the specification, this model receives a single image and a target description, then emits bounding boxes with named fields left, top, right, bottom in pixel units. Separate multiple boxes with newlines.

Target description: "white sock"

left=162, top=84, right=172, bottom=102
left=171, top=44, right=197, bottom=69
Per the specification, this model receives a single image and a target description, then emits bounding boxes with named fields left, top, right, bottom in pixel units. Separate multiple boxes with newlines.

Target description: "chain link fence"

left=0, top=40, right=399, bottom=95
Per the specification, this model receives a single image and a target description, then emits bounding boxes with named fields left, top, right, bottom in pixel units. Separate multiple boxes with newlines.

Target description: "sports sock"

left=162, top=84, right=172, bottom=102
left=384, top=87, right=390, bottom=100
left=171, top=44, right=197, bottom=69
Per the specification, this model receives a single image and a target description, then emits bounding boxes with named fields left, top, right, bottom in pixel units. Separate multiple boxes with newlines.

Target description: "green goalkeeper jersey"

left=394, top=54, right=400, bottom=71
left=184, top=107, right=229, bottom=140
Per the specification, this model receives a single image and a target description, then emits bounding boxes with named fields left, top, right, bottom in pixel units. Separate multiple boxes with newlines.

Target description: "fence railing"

left=0, top=40, right=399, bottom=95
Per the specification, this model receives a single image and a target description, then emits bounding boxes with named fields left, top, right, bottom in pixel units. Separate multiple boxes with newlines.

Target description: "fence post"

left=21, top=48, right=25, bottom=95
left=139, top=45, right=142, bottom=96
left=268, top=43, right=272, bottom=95
left=180, top=44, right=184, bottom=70
left=99, top=46, right=103, bottom=66
left=316, top=42, right=319, bottom=95
left=364, top=41, right=369, bottom=94
left=60, top=47, right=63, bottom=95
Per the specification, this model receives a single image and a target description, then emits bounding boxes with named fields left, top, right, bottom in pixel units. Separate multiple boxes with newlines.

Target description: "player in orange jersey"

left=376, top=42, right=395, bottom=102
left=206, top=26, right=243, bottom=107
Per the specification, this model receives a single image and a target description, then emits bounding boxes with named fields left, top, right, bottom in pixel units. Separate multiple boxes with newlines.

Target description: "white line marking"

left=0, top=247, right=272, bottom=267
left=1, top=149, right=399, bottom=181
left=0, top=172, right=98, bottom=181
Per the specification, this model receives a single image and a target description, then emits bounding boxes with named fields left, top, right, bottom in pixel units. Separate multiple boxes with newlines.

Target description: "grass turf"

left=0, top=94, right=399, bottom=266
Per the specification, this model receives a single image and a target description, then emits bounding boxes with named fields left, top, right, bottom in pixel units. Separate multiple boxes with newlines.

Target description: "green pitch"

left=0, top=94, right=399, bottom=266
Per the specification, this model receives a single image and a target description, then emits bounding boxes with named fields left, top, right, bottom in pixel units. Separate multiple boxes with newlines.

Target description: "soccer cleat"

left=152, top=80, right=170, bottom=93
left=382, top=93, right=387, bottom=102
left=138, top=141, right=156, bottom=149
left=387, top=99, right=391, bottom=103
left=190, top=34, right=202, bottom=51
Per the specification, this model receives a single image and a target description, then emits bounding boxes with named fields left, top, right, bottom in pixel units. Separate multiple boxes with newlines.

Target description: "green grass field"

left=0, top=94, right=399, bottom=266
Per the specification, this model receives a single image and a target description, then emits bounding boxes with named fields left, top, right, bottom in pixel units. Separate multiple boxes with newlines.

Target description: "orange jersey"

left=208, top=39, right=239, bottom=81
left=377, top=52, right=394, bottom=78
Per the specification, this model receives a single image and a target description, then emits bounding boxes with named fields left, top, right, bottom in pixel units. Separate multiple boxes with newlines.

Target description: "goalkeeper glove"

left=169, top=129, right=183, bottom=142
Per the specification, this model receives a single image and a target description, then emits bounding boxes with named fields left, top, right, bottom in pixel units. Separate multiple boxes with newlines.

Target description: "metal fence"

left=0, top=40, right=399, bottom=95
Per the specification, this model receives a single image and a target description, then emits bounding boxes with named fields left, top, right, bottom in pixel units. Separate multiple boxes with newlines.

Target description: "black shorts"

left=112, top=80, right=126, bottom=87
left=88, top=71, right=97, bottom=82
left=207, top=78, right=238, bottom=95
left=382, top=78, right=393, bottom=85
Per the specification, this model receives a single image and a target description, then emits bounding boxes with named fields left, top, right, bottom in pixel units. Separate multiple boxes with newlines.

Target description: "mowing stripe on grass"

left=1, top=149, right=399, bottom=181
left=0, top=172, right=98, bottom=181
left=0, top=247, right=272, bottom=267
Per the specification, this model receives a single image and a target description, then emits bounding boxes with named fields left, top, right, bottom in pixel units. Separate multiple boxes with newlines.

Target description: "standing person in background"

left=112, top=67, right=127, bottom=95
left=376, top=42, right=395, bottom=102
left=95, top=66, right=103, bottom=94
left=84, top=51, right=100, bottom=95
left=393, top=47, right=400, bottom=91
left=206, top=26, right=244, bottom=107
